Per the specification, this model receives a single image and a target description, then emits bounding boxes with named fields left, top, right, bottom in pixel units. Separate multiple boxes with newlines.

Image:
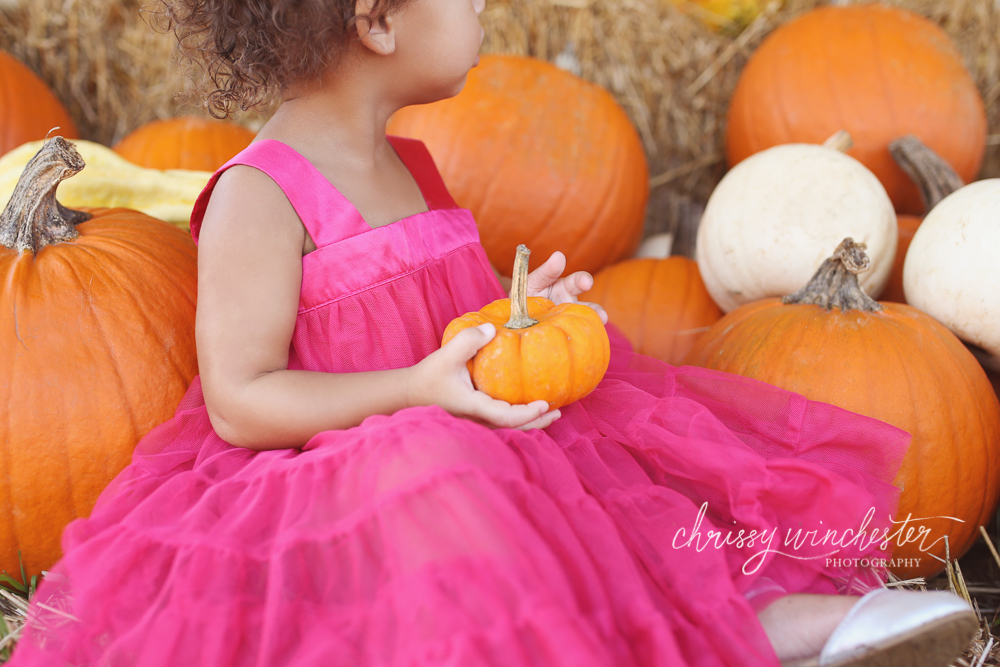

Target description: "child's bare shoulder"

left=199, top=163, right=307, bottom=252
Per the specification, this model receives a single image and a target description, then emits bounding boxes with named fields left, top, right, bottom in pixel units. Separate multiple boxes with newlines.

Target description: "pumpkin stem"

left=782, top=238, right=883, bottom=313
left=0, top=136, right=92, bottom=254
left=889, top=135, right=964, bottom=214
left=822, top=131, right=854, bottom=153
left=505, top=244, right=539, bottom=330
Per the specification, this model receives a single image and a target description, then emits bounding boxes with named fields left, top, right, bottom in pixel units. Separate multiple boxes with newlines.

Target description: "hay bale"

left=0, top=0, right=996, bottom=246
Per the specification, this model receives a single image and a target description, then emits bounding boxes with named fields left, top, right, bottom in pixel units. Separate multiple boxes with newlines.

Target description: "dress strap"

left=189, top=139, right=369, bottom=248
left=189, top=136, right=459, bottom=248
left=386, top=135, right=459, bottom=211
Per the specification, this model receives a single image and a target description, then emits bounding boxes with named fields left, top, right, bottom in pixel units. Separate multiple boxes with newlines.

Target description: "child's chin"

left=444, top=75, right=470, bottom=100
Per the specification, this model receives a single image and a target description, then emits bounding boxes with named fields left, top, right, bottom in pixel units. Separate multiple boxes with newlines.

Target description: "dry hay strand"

left=0, top=587, right=28, bottom=661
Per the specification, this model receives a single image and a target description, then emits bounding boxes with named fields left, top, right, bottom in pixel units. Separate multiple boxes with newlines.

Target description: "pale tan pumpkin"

left=696, top=133, right=896, bottom=312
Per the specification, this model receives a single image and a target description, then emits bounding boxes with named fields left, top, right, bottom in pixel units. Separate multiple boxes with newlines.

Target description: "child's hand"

left=408, top=323, right=561, bottom=430
left=523, top=251, right=608, bottom=325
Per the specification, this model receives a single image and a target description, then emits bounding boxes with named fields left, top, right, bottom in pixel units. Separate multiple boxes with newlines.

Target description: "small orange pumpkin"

left=442, top=244, right=610, bottom=409
left=0, top=137, right=199, bottom=578
left=683, top=238, right=1000, bottom=580
left=579, top=256, right=722, bottom=365
left=0, top=50, right=78, bottom=155
left=114, top=116, right=255, bottom=172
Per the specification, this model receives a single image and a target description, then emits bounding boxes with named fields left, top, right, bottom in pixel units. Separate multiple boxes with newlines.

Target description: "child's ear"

left=354, top=0, right=396, bottom=56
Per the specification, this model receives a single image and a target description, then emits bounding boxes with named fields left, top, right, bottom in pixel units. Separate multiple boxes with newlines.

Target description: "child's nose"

left=474, top=0, right=485, bottom=15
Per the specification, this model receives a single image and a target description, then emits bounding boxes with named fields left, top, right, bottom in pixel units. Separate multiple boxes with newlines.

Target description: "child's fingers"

left=544, top=271, right=593, bottom=302
left=575, top=271, right=594, bottom=294
left=578, top=300, right=608, bottom=324
left=467, top=392, right=550, bottom=429
left=513, top=409, right=561, bottom=430
left=444, top=322, right=496, bottom=362
left=526, top=251, right=566, bottom=293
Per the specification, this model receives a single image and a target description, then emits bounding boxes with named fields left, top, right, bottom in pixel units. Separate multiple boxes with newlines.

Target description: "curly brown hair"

left=147, top=0, right=413, bottom=118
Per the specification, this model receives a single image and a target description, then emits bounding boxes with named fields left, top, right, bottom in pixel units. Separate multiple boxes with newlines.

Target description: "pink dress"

left=11, top=137, right=910, bottom=667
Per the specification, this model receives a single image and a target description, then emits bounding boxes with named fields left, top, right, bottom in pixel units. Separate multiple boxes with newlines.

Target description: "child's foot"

left=757, top=593, right=859, bottom=662
left=758, top=589, right=978, bottom=667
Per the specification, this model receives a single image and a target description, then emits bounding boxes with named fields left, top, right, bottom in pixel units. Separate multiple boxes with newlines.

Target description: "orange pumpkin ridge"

left=442, top=244, right=610, bottom=410
left=683, top=238, right=1000, bottom=580
left=0, top=137, right=199, bottom=578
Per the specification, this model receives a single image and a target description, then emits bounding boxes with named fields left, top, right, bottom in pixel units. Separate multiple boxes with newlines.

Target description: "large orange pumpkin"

left=880, top=136, right=964, bottom=303
left=0, top=50, right=78, bottom=156
left=0, top=137, right=199, bottom=578
left=442, top=245, right=610, bottom=409
left=579, top=256, right=722, bottom=365
left=726, top=5, right=986, bottom=216
left=683, top=238, right=1000, bottom=579
left=114, top=116, right=255, bottom=172
left=386, top=54, right=648, bottom=277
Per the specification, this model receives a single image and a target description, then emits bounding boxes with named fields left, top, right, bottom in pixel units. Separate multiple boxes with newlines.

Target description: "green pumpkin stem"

left=889, top=135, right=964, bottom=214
left=782, top=237, right=883, bottom=313
left=0, top=136, right=92, bottom=254
left=505, top=244, right=539, bottom=330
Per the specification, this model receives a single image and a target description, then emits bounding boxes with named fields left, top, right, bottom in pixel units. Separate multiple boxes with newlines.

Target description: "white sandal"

left=782, top=588, right=979, bottom=667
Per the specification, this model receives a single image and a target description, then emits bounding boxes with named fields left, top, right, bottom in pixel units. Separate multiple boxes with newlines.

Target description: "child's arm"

left=197, top=167, right=559, bottom=451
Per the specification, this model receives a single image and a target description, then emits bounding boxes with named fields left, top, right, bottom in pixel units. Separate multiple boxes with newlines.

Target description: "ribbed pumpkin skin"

left=386, top=54, right=648, bottom=277
left=580, top=257, right=722, bottom=365
left=683, top=299, right=1000, bottom=579
left=0, top=50, right=78, bottom=154
left=726, top=5, right=986, bottom=216
left=0, top=209, right=198, bottom=577
left=442, top=296, right=610, bottom=410
left=114, top=117, right=255, bottom=172
left=881, top=215, right=921, bottom=304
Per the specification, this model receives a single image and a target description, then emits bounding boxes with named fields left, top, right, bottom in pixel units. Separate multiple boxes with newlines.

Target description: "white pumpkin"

left=696, top=143, right=897, bottom=312
left=904, top=179, right=1000, bottom=370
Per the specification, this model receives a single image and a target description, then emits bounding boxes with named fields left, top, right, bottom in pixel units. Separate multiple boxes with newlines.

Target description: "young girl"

left=10, top=1, right=978, bottom=666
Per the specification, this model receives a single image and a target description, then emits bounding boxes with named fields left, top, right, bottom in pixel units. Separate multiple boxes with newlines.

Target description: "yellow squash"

left=670, top=0, right=775, bottom=33
left=0, top=139, right=212, bottom=229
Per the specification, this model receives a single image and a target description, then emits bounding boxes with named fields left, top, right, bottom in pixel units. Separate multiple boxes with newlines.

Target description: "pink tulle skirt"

left=9, top=326, right=909, bottom=667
